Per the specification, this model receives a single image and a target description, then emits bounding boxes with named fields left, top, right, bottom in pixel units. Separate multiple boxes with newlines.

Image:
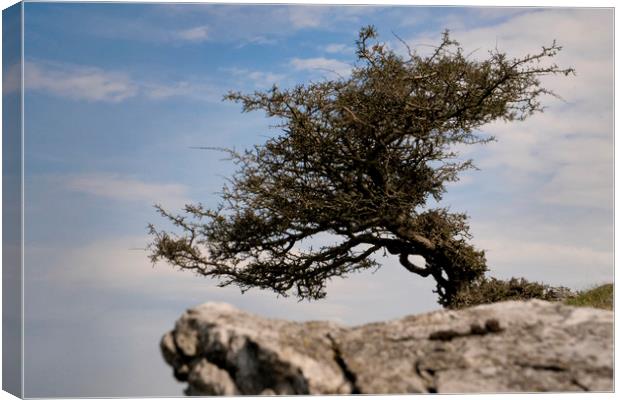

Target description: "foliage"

left=565, top=283, right=613, bottom=310
left=149, top=26, right=573, bottom=307
left=448, top=276, right=576, bottom=309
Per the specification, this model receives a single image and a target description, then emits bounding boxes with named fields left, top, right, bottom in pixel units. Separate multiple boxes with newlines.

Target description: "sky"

left=5, top=3, right=613, bottom=397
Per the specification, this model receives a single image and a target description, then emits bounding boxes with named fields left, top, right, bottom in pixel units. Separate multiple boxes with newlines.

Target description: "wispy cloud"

left=290, top=57, right=352, bottom=78
left=142, top=81, right=195, bottom=100
left=23, top=60, right=223, bottom=103
left=78, top=13, right=213, bottom=45
left=288, top=6, right=326, bottom=29
left=64, top=174, right=190, bottom=209
left=539, top=160, right=612, bottom=209
left=141, top=81, right=221, bottom=102
left=236, top=35, right=278, bottom=48
left=322, top=43, right=354, bottom=55
left=74, top=5, right=376, bottom=49
left=3, top=63, right=21, bottom=95
left=25, top=61, right=138, bottom=103
left=224, top=67, right=285, bottom=88
left=175, top=25, right=209, bottom=42
left=286, top=5, right=375, bottom=30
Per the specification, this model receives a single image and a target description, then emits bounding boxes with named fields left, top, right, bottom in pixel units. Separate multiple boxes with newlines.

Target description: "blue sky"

left=8, top=3, right=613, bottom=397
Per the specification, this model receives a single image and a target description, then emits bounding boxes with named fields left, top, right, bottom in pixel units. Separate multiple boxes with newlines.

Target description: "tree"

left=148, top=26, right=573, bottom=307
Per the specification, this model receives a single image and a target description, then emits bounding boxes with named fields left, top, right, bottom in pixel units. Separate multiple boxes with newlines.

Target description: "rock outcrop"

left=161, top=300, right=613, bottom=395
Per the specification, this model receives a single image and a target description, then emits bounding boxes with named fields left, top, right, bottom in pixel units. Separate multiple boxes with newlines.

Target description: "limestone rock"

left=161, top=300, right=612, bottom=394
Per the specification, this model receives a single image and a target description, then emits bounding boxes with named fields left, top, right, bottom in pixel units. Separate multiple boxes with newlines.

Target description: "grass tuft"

left=565, top=283, right=613, bottom=310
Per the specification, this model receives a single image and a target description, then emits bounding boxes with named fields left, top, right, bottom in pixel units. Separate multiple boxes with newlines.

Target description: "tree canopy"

left=149, top=26, right=573, bottom=307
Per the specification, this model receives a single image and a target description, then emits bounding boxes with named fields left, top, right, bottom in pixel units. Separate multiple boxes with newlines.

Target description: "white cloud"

left=176, top=25, right=209, bottom=42
left=224, top=67, right=285, bottom=88
left=64, top=174, right=190, bottom=209
left=290, top=5, right=373, bottom=30
left=247, top=71, right=284, bottom=86
left=407, top=9, right=612, bottom=210
left=540, top=162, right=612, bottom=209
left=290, top=57, right=352, bottom=78
left=248, top=35, right=277, bottom=45
left=474, top=236, right=612, bottom=289
left=323, top=43, right=353, bottom=54
left=141, top=81, right=221, bottom=102
left=142, top=81, right=195, bottom=99
left=288, top=6, right=325, bottom=29
left=236, top=35, right=278, bottom=48
left=24, top=60, right=223, bottom=103
left=25, top=61, right=138, bottom=103
left=3, top=63, right=21, bottom=95
left=398, top=9, right=612, bottom=288
left=324, top=43, right=346, bottom=53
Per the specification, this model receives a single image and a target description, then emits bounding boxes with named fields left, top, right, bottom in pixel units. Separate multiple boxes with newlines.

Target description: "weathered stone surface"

left=161, top=300, right=613, bottom=395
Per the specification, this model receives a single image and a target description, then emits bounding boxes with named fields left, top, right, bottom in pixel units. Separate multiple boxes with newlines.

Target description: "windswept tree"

left=149, top=26, right=573, bottom=307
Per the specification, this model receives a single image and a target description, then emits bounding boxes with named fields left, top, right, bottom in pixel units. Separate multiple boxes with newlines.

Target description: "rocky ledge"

left=161, top=300, right=612, bottom=395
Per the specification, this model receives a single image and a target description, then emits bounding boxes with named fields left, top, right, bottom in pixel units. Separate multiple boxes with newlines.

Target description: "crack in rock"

left=326, top=333, right=360, bottom=394
left=414, top=360, right=437, bottom=393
